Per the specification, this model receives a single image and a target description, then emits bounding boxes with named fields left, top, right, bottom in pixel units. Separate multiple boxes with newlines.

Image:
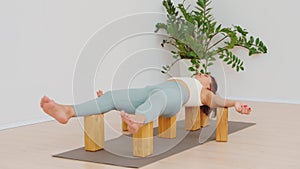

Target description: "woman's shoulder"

left=200, top=88, right=213, bottom=105
left=168, top=76, right=194, bottom=80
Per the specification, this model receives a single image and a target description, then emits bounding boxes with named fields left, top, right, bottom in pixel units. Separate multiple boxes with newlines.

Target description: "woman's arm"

left=201, top=89, right=252, bottom=114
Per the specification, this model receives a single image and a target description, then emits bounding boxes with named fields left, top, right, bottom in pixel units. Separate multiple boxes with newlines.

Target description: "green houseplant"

left=155, top=0, right=268, bottom=75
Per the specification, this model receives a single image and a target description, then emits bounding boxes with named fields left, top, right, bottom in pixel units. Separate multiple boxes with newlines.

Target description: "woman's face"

left=194, top=73, right=212, bottom=90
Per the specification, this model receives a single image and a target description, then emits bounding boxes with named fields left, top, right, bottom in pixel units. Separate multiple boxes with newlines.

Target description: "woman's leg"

left=73, top=91, right=116, bottom=117
left=121, top=88, right=177, bottom=134
left=135, top=90, right=168, bottom=123
left=40, top=87, right=150, bottom=124
left=40, top=90, right=116, bottom=124
left=41, top=81, right=187, bottom=128
left=121, top=83, right=188, bottom=133
left=73, top=87, right=151, bottom=116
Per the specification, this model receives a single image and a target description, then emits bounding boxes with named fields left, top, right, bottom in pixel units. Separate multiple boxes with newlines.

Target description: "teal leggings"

left=73, top=81, right=188, bottom=123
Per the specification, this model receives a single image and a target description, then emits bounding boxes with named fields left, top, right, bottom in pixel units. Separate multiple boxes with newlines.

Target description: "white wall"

left=0, top=0, right=299, bottom=130
left=209, top=0, right=300, bottom=104
left=0, top=0, right=181, bottom=130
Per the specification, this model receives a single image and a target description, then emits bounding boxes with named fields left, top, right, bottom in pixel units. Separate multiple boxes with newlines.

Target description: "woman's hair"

left=200, top=75, right=218, bottom=116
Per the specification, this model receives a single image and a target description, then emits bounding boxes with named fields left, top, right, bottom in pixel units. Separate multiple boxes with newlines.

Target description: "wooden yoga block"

left=200, top=109, right=210, bottom=127
left=216, top=108, right=228, bottom=142
left=84, top=114, right=104, bottom=151
left=185, top=107, right=201, bottom=131
left=133, top=121, right=154, bottom=157
left=158, top=115, right=176, bottom=138
left=122, top=121, right=128, bottom=131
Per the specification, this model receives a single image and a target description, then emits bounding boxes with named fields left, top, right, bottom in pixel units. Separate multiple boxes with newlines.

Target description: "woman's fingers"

left=235, top=102, right=252, bottom=115
left=237, top=106, right=242, bottom=112
left=242, top=104, right=248, bottom=114
left=241, top=105, right=251, bottom=114
left=235, top=102, right=242, bottom=112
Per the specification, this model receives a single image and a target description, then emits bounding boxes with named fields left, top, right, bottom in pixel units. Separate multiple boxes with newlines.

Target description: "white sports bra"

left=168, top=77, right=203, bottom=106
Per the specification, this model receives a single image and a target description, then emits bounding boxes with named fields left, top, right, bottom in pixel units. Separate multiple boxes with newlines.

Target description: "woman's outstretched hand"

left=234, top=102, right=252, bottom=115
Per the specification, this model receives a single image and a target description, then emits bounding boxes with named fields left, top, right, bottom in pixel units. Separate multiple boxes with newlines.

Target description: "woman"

left=40, top=73, right=251, bottom=134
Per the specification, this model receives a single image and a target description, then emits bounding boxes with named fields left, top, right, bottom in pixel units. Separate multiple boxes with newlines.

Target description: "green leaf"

left=207, top=62, right=214, bottom=67
left=197, top=0, right=204, bottom=8
left=262, top=46, right=268, bottom=53
left=255, top=38, right=260, bottom=46
left=155, top=23, right=168, bottom=33
left=188, top=67, right=195, bottom=71
left=232, top=55, right=236, bottom=62
left=232, top=63, right=236, bottom=68
left=178, top=4, right=194, bottom=23
left=249, top=47, right=258, bottom=55
left=209, top=57, right=216, bottom=61
left=191, top=59, right=197, bottom=64
left=249, top=36, right=254, bottom=44
left=228, top=35, right=238, bottom=48
left=235, top=25, right=248, bottom=36
left=216, top=24, right=222, bottom=32
left=172, top=55, right=179, bottom=59
left=187, top=51, right=197, bottom=58
left=163, top=0, right=178, bottom=16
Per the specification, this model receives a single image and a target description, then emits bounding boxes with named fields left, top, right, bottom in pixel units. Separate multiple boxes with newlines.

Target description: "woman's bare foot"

left=120, top=111, right=146, bottom=134
left=40, top=96, right=75, bottom=124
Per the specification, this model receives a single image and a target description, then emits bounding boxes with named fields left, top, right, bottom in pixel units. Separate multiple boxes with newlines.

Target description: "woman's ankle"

left=65, top=105, right=75, bottom=118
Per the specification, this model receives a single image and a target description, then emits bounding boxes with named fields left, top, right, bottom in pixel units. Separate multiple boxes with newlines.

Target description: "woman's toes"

left=43, top=96, right=51, bottom=103
left=120, top=111, right=125, bottom=117
left=127, top=126, right=135, bottom=134
left=40, top=96, right=49, bottom=107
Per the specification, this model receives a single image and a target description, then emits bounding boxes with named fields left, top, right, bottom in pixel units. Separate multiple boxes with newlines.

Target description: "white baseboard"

left=0, top=117, right=53, bottom=131
left=225, top=97, right=300, bottom=105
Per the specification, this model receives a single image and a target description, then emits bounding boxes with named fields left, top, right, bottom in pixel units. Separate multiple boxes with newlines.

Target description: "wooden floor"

left=1, top=101, right=300, bottom=169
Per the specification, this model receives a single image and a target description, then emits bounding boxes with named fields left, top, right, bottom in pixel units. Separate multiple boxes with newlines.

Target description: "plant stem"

left=206, top=32, right=220, bottom=49
left=208, top=35, right=229, bottom=50
left=235, top=44, right=261, bottom=49
left=168, top=58, right=182, bottom=71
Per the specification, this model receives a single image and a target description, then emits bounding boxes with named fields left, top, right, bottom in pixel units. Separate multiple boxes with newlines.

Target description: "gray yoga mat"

left=53, top=120, right=255, bottom=168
